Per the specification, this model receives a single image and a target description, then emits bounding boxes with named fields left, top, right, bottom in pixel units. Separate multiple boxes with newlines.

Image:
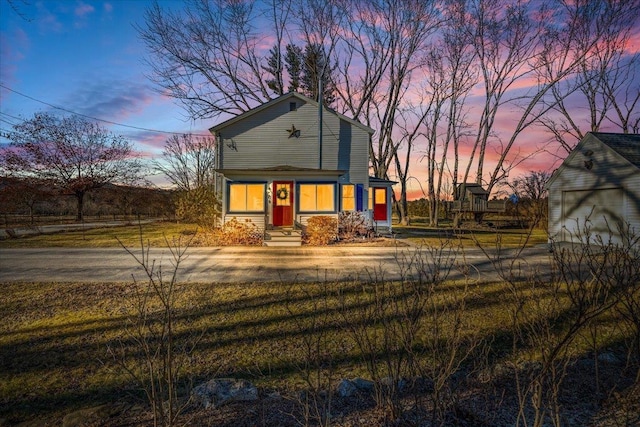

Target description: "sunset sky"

left=1, top=0, right=638, bottom=198
left=0, top=1, right=209, bottom=166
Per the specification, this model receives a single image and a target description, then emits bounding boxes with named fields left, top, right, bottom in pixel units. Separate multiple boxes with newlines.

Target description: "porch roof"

left=369, top=176, right=397, bottom=186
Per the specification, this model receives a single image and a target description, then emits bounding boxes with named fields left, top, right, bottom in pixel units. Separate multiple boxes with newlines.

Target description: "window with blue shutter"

left=356, top=184, right=364, bottom=211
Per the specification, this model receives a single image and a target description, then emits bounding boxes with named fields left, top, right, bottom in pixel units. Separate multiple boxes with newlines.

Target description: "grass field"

left=0, top=273, right=636, bottom=425
left=0, top=221, right=200, bottom=248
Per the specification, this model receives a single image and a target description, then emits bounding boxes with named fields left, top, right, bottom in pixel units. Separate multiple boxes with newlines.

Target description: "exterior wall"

left=214, top=94, right=375, bottom=233
left=218, top=98, right=320, bottom=170
left=547, top=134, right=640, bottom=243
left=216, top=96, right=370, bottom=189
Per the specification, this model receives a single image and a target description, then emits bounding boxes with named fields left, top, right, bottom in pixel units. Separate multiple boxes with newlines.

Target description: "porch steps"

left=264, top=228, right=302, bottom=247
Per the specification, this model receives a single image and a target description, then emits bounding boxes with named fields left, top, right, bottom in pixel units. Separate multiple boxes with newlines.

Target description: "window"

left=375, top=188, right=386, bottom=204
left=341, top=184, right=355, bottom=211
left=299, top=183, right=335, bottom=212
left=229, top=183, right=265, bottom=212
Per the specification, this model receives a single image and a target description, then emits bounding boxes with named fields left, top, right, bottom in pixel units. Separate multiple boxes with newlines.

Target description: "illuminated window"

left=369, top=187, right=387, bottom=207
left=341, top=184, right=355, bottom=211
left=229, top=183, right=265, bottom=212
left=299, top=184, right=335, bottom=212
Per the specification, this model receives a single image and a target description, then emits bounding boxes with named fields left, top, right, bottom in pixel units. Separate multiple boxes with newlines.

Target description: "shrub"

left=175, top=187, right=221, bottom=229
left=338, top=211, right=372, bottom=240
left=208, top=218, right=263, bottom=246
left=304, top=216, right=338, bottom=245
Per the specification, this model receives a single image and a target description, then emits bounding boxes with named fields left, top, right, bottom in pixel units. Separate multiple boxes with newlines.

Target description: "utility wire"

left=0, top=83, right=213, bottom=137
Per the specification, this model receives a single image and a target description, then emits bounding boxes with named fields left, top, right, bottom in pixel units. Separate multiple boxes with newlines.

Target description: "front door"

left=273, top=181, right=294, bottom=227
left=372, top=187, right=387, bottom=221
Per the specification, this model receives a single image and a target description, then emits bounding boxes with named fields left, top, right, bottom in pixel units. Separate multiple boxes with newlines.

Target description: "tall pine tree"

left=285, top=43, right=303, bottom=93
left=263, top=45, right=284, bottom=95
left=301, top=43, right=336, bottom=106
left=263, top=43, right=336, bottom=105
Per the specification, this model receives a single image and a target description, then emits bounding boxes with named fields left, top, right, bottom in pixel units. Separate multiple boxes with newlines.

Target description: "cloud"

left=103, top=3, right=113, bottom=14
left=64, top=79, right=156, bottom=121
left=74, top=1, right=95, bottom=17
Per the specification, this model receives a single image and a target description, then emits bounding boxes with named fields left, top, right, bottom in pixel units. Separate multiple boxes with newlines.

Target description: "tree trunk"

left=398, top=183, right=409, bottom=226
left=76, top=191, right=85, bottom=222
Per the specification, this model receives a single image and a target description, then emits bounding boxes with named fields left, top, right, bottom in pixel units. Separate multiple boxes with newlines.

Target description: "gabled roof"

left=591, top=132, right=640, bottom=168
left=209, top=92, right=375, bottom=135
left=457, top=183, right=489, bottom=195
left=546, top=132, right=640, bottom=188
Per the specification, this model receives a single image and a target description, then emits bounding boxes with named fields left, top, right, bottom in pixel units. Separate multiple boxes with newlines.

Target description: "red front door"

left=273, top=181, right=294, bottom=227
left=372, top=187, right=387, bottom=221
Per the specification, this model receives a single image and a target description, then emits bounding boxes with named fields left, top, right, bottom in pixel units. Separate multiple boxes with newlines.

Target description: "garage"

left=547, top=132, right=640, bottom=245
left=561, top=188, right=624, bottom=243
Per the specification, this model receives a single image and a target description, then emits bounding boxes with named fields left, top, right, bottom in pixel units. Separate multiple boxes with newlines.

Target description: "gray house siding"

left=215, top=96, right=371, bottom=189
left=218, top=99, right=321, bottom=170
left=547, top=133, right=640, bottom=244
left=211, top=93, right=377, bottom=232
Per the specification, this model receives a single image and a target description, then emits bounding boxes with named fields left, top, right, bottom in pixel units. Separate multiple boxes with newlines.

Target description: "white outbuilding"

left=546, top=132, right=640, bottom=245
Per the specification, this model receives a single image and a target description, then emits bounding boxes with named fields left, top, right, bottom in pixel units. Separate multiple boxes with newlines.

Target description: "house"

left=451, top=183, right=506, bottom=215
left=546, top=132, right=640, bottom=244
left=210, top=92, right=395, bottom=245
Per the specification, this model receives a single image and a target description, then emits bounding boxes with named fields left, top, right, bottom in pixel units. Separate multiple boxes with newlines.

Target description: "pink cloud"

left=75, top=2, right=95, bottom=17
left=103, top=3, right=113, bottom=14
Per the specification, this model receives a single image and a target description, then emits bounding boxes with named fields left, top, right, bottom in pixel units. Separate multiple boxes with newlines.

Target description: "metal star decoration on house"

left=286, top=124, right=301, bottom=138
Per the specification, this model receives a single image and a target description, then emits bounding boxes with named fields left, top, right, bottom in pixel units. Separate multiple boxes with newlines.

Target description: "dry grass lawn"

left=0, top=275, right=636, bottom=426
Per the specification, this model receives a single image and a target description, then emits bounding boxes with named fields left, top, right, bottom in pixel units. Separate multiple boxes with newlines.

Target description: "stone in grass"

left=336, top=377, right=376, bottom=398
left=352, top=377, right=374, bottom=392
left=192, top=378, right=258, bottom=409
left=336, top=379, right=358, bottom=398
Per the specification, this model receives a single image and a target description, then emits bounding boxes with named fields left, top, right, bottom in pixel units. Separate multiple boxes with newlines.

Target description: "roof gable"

left=209, top=92, right=374, bottom=135
left=591, top=132, right=640, bottom=168
left=546, top=132, right=640, bottom=188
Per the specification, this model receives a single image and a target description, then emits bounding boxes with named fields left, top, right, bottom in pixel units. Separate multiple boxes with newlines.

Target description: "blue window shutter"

left=356, top=184, right=364, bottom=211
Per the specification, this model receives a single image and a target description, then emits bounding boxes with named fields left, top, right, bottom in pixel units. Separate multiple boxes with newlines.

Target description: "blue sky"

left=0, top=0, right=210, bottom=159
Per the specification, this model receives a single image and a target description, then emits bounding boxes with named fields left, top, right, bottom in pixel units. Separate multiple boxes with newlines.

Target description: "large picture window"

left=299, top=183, right=335, bottom=212
left=229, top=183, right=265, bottom=212
left=341, top=184, right=355, bottom=211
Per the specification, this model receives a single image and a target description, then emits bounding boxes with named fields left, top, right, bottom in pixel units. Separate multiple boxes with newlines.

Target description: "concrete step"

left=264, top=229, right=302, bottom=247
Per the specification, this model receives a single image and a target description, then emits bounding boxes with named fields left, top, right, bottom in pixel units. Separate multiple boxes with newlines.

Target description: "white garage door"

left=562, top=188, right=624, bottom=243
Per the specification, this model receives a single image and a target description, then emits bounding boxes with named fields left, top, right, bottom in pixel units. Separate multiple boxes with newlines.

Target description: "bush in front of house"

left=175, top=186, right=221, bottom=229
left=338, top=211, right=372, bottom=240
left=304, top=216, right=338, bottom=245
left=207, top=218, right=263, bottom=246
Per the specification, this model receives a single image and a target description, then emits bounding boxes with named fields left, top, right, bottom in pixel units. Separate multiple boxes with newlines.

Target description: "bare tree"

left=537, top=0, right=640, bottom=155
left=335, top=0, right=440, bottom=183
left=154, top=133, right=217, bottom=192
left=137, top=0, right=293, bottom=119
left=1, top=113, right=143, bottom=221
left=508, top=170, right=551, bottom=228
